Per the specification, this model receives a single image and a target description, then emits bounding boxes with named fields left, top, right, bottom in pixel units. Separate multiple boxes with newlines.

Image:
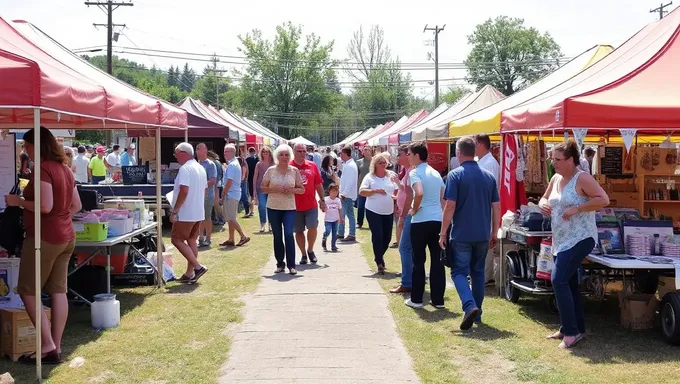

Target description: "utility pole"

left=650, top=2, right=672, bottom=19
left=85, top=0, right=133, bottom=145
left=424, top=24, right=445, bottom=107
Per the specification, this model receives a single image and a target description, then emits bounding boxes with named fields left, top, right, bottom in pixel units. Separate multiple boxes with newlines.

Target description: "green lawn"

left=0, top=218, right=270, bottom=383
left=358, top=229, right=680, bottom=384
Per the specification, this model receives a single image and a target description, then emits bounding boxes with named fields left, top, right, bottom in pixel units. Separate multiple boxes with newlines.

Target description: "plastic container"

left=91, top=293, right=120, bottom=329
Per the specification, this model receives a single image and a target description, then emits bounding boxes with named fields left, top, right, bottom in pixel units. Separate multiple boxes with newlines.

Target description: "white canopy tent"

left=289, top=135, right=317, bottom=147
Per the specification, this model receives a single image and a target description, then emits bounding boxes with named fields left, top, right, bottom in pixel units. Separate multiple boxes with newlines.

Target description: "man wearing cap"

left=170, top=142, right=209, bottom=284
left=120, top=144, right=137, bottom=166
left=88, top=146, right=107, bottom=184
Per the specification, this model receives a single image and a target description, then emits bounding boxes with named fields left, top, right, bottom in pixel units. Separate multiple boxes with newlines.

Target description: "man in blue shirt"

left=440, top=136, right=500, bottom=330
left=197, top=143, right=217, bottom=247
left=120, top=144, right=136, bottom=166
left=220, top=144, right=250, bottom=247
left=404, top=141, right=446, bottom=310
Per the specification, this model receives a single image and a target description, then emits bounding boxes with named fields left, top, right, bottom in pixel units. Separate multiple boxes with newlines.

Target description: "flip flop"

left=18, top=350, right=63, bottom=365
left=558, top=334, right=584, bottom=349
left=236, top=237, right=251, bottom=246
left=220, top=240, right=235, bottom=247
left=546, top=331, right=564, bottom=340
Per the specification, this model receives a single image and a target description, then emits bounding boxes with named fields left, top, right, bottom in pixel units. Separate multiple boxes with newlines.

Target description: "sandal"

left=558, top=334, right=584, bottom=349
left=176, top=274, right=193, bottom=283
left=19, top=349, right=63, bottom=365
left=220, top=240, right=235, bottom=247
left=236, top=237, right=251, bottom=246
left=546, top=331, right=564, bottom=340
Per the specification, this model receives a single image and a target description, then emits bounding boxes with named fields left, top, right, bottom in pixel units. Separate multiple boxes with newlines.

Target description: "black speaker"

left=77, top=188, right=99, bottom=211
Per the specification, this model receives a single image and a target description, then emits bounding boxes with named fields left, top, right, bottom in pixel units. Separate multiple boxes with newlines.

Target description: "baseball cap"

left=129, top=143, right=136, bottom=149
left=96, top=146, right=105, bottom=153
left=175, top=142, right=194, bottom=157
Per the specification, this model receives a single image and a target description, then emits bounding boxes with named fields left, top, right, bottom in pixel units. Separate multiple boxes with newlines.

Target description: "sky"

left=2, top=0, right=670, bottom=99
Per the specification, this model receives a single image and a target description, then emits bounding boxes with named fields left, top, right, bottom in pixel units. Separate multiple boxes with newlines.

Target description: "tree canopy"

left=464, top=16, right=562, bottom=96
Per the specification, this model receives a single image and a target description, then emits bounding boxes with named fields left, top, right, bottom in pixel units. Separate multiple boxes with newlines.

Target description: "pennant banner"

left=619, top=128, right=637, bottom=152
left=572, top=128, right=588, bottom=151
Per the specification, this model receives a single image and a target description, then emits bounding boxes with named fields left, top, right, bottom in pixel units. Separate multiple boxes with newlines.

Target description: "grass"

left=0, top=217, right=270, bottom=383
left=357, top=228, right=680, bottom=384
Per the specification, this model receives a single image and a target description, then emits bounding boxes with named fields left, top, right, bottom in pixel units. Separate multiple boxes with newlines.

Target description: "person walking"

left=404, top=141, right=446, bottom=310
left=440, top=136, right=500, bottom=330
left=540, top=139, right=609, bottom=348
left=291, top=143, right=326, bottom=265
left=196, top=143, right=217, bottom=247
left=220, top=144, right=250, bottom=247
left=5, top=127, right=82, bottom=364
left=238, top=156, right=253, bottom=218
left=474, top=134, right=501, bottom=287
left=320, top=155, right=339, bottom=195
left=322, top=183, right=342, bottom=252
left=359, top=153, right=399, bottom=274
left=246, top=146, right=259, bottom=210
left=261, top=144, right=305, bottom=274
left=338, top=146, right=358, bottom=241
left=355, top=147, right=373, bottom=229
left=73, top=145, right=91, bottom=184
left=391, top=145, right=414, bottom=293
left=312, top=147, right=323, bottom=170
left=252, top=146, right=274, bottom=233
left=87, top=146, right=107, bottom=184
left=169, top=142, right=209, bottom=284
left=208, top=150, right=225, bottom=227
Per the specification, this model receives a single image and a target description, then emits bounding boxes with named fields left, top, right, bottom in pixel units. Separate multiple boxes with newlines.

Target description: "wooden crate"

left=1, top=308, right=51, bottom=361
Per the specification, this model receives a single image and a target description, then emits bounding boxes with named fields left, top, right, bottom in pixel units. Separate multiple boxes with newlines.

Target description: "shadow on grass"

left=415, top=306, right=460, bottom=323
left=457, top=323, right=516, bottom=341
left=515, top=294, right=680, bottom=365
left=165, top=283, right=199, bottom=295
left=262, top=273, right=303, bottom=282
left=0, top=291, right=147, bottom=383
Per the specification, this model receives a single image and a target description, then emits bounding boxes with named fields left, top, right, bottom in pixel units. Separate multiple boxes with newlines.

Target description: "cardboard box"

left=73, top=222, right=108, bottom=242
left=1, top=308, right=51, bottom=361
left=657, top=276, right=677, bottom=299
left=107, top=217, right=133, bottom=237
left=0, top=259, right=21, bottom=309
left=619, top=292, right=658, bottom=331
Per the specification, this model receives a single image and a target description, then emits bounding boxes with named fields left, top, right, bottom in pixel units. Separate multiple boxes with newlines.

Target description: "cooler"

left=74, top=244, right=130, bottom=274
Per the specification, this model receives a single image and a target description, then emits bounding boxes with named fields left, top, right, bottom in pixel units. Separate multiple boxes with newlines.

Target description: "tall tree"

left=167, top=65, right=178, bottom=87
left=440, top=86, right=470, bottom=104
left=179, top=63, right=196, bottom=92
left=191, top=55, right=231, bottom=108
left=236, top=22, right=339, bottom=139
left=346, top=25, right=390, bottom=82
left=465, top=16, right=562, bottom=96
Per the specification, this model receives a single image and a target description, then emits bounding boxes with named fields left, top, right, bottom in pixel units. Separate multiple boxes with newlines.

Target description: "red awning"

left=501, top=8, right=680, bottom=133
left=0, top=18, right=186, bottom=129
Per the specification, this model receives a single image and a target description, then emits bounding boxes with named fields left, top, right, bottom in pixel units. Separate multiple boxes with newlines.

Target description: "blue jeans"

left=267, top=208, right=296, bottom=268
left=552, top=237, right=594, bottom=336
left=91, top=175, right=105, bottom=184
left=451, top=241, right=489, bottom=319
left=366, top=210, right=392, bottom=266
left=337, top=197, right=356, bottom=238
left=323, top=221, right=338, bottom=249
left=240, top=180, right=250, bottom=214
left=356, top=195, right=367, bottom=227
left=398, top=215, right=413, bottom=288
left=257, top=192, right=268, bottom=225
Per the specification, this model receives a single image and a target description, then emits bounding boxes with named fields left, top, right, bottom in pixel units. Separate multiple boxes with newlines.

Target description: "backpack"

left=0, top=180, right=25, bottom=256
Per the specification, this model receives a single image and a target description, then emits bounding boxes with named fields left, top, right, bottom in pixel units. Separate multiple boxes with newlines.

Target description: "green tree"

left=236, top=22, right=339, bottom=139
left=167, top=65, right=178, bottom=87
left=191, top=55, right=232, bottom=108
left=179, top=63, right=196, bottom=92
left=440, top=86, right=470, bottom=104
left=465, top=16, right=562, bottom=96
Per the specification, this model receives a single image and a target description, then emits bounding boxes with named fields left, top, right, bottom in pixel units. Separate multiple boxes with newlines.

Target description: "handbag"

left=0, top=179, right=25, bottom=256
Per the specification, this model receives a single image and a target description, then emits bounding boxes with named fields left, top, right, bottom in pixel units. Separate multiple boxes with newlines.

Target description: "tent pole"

left=156, top=127, right=163, bottom=287
left=33, top=108, right=42, bottom=381
left=184, top=129, right=188, bottom=142
left=498, top=133, right=505, bottom=298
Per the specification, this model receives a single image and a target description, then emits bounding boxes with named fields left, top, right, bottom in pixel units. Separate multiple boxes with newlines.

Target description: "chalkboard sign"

left=601, top=147, right=623, bottom=175
left=122, top=165, right=148, bottom=185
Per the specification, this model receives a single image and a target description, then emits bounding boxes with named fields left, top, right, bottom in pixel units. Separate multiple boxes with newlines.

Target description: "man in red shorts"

left=291, top=143, right=326, bottom=265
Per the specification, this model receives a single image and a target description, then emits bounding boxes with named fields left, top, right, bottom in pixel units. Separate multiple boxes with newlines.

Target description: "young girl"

left=322, top=183, right=343, bottom=251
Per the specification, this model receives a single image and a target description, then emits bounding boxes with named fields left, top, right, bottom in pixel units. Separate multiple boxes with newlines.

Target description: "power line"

left=424, top=24, right=445, bottom=107
left=650, top=2, right=673, bottom=19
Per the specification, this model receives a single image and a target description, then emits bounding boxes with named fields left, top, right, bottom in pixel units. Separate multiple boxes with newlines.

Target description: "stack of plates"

left=626, top=234, right=651, bottom=256
left=661, top=241, right=680, bottom=257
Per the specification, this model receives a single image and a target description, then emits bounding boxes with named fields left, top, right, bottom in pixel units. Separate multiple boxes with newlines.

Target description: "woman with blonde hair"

left=252, top=146, right=275, bottom=232
left=260, top=144, right=305, bottom=274
left=359, top=152, right=400, bottom=274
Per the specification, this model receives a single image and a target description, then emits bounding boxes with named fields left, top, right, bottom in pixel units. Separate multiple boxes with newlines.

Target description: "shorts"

left=171, top=221, right=201, bottom=241
left=294, top=209, right=319, bottom=233
left=17, top=238, right=75, bottom=295
left=222, top=198, right=239, bottom=221
left=204, top=198, right=213, bottom=220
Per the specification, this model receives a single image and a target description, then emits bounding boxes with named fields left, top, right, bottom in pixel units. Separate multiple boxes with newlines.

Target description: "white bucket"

left=91, top=293, right=120, bottom=329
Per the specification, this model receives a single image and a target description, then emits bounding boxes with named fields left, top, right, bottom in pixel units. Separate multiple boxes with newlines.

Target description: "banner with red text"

left=500, top=134, right=518, bottom=215
left=426, top=142, right=449, bottom=174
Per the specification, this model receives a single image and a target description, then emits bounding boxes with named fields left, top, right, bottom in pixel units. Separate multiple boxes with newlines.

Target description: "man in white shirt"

left=170, top=142, right=209, bottom=284
left=475, top=134, right=501, bottom=286
left=105, top=144, right=121, bottom=168
left=73, top=146, right=91, bottom=183
left=338, top=146, right=358, bottom=241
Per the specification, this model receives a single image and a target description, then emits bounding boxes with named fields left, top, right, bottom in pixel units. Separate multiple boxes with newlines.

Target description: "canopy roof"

left=449, top=45, right=613, bottom=137
left=0, top=18, right=186, bottom=129
left=397, top=103, right=450, bottom=143
left=378, top=109, right=429, bottom=146
left=502, top=8, right=680, bottom=133
left=335, top=130, right=366, bottom=147
left=354, top=121, right=395, bottom=146
left=408, top=85, right=505, bottom=141
left=366, top=116, right=407, bottom=146
left=289, top=135, right=316, bottom=146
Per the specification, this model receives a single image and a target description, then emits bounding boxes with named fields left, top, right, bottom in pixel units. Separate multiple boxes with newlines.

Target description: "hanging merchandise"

left=572, top=128, right=588, bottom=151
left=515, top=135, right=526, bottom=182
left=619, top=128, right=637, bottom=152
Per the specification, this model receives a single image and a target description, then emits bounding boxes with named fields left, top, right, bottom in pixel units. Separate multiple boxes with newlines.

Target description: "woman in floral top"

left=261, top=144, right=305, bottom=275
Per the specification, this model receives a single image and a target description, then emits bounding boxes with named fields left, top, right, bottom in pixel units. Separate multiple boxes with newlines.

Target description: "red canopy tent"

left=0, top=17, right=187, bottom=379
left=501, top=7, right=680, bottom=133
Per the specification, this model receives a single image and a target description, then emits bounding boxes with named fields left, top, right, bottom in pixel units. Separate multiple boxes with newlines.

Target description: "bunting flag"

left=572, top=128, right=588, bottom=151
left=619, top=128, right=637, bottom=152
